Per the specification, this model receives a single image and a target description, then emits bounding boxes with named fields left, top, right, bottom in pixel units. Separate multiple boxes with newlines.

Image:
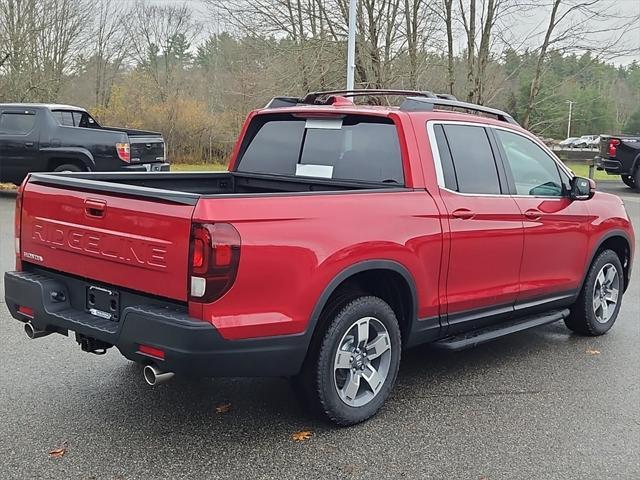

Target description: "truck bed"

left=28, top=171, right=403, bottom=205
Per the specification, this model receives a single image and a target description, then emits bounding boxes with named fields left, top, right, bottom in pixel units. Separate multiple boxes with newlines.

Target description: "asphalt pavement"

left=0, top=182, right=639, bottom=479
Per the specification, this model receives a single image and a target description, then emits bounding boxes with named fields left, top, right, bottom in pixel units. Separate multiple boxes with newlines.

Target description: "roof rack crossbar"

left=300, top=89, right=449, bottom=105
left=400, top=97, right=518, bottom=125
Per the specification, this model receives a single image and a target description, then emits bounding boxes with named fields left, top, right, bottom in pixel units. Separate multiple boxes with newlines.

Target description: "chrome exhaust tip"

left=143, top=364, right=174, bottom=386
left=24, top=322, right=52, bottom=339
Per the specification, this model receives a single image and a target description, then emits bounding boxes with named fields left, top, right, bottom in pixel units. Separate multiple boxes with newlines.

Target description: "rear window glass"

left=0, top=112, right=36, bottom=134
left=236, top=115, right=404, bottom=184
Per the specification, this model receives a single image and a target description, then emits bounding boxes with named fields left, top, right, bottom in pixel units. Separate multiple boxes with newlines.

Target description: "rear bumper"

left=122, top=162, right=170, bottom=172
left=594, top=156, right=626, bottom=175
left=3, top=270, right=308, bottom=377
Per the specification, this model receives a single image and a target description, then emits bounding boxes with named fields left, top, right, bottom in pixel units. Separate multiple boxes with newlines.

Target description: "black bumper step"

left=433, top=309, right=570, bottom=351
left=3, top=270, right=309, bottom=377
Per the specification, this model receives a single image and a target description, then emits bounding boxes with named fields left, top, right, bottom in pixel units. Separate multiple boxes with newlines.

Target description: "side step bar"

left=433, top=309, right=570, bottom=351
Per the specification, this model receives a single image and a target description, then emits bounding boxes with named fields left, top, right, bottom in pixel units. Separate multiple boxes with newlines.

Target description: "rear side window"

left=52, top=110, right=100, bottom=128
left=236, top=114, right=404, bottom=184
left=0, top=112, right=36, bottom=134
left=440, top=124, right=501, bottom=194
left=53, top=110, right=74, bottom=126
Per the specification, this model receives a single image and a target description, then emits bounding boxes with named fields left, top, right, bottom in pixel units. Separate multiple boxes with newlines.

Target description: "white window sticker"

left=305, top=118, right=343, bottom=130
left=295, top=164, right=334, bottom=178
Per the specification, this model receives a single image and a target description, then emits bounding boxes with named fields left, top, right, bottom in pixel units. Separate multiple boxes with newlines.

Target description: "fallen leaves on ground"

left=48, top=447, right=66, bottom=459
left=586, top=348, right=601, bottom=355
left=292, top=430, right=312, bottom=442
left=215, top=402, right=232, bottom=414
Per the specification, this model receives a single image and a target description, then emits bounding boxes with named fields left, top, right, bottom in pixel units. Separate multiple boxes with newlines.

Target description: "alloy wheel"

left=592, top=263, right=620, bottom=324
left=333, top=316, right=392, bottom=408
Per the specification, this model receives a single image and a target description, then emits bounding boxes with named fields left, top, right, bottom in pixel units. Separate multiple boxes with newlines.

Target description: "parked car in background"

left=572, top=135, right=599, bottom=149
left=596, top=135, right=640, bottom=191
left=587, top=136, right=601, bottom=149
left=4, top=90, right=634, bottom=426
left=559, top=137, right=579, bottom=148
left=0, top=103, right=168, bottom=184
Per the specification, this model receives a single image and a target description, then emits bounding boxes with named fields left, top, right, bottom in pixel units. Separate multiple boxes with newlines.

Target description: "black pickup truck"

left=0, top=103, right=168, bottom=184
left=595, top=135, right=640, bottom=191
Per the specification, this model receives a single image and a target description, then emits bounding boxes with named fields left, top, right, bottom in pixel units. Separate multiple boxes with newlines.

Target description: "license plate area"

left=143, top=163, right=163, bottom=172
left=86, top=286, right=120, bottom=321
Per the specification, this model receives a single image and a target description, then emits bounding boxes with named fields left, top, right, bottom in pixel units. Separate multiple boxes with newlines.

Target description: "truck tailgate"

left=129, top=136, right=165, bottom=164
left=20, top=182, right=194, bottom=301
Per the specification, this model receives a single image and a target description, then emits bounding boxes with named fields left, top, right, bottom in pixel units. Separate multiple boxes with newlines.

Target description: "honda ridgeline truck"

left=4, top=90, right=634, bottom=425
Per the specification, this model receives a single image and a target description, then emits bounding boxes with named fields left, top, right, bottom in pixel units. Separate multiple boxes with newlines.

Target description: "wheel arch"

left=632, top=152, right=640, bottom=175
left=582, top=230, right=632, bottom=294
left=42, top=147, right=95, bottom=172
left=301, top=260, right=419, bottom=361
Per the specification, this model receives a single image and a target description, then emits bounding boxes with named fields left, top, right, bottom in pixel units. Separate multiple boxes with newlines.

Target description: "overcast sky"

left=134, top=0, right=639, bottom=65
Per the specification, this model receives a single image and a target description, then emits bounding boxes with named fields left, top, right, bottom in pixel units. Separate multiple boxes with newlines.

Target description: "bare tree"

left=91, top=0, right=130, bottom=107
left=443, top=0, right=455, bottom=94
left=126, top=1, right=200, bottom=101
left=0, top=0, right=90, bottom=101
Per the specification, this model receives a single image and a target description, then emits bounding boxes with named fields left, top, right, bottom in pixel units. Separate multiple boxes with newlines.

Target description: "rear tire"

left=53, top=164, right=83, bottom=173
left=297, top=296, right=401, bottom=426
left=565, top=249, right=624, bottom=336
left=634, top=168, right=640, bottom=192
left=621, top=175, right=635, bottom=189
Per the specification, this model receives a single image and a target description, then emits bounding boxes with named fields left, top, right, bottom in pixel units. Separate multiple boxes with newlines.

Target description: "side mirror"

left=569, top=176, right=596, bottom=200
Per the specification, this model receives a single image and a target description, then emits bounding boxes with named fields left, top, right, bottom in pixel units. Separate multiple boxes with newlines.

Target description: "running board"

left=433, top=309, right=570, bottom=351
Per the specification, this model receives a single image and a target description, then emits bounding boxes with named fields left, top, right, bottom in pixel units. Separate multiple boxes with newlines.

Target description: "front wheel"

left=565, top=249, right=624, bottom=336
left=302, top=296, right=402, bottom=426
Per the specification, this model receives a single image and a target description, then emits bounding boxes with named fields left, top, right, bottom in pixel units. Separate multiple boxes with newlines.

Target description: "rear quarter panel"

left=192, top=190, right=443, bottom=340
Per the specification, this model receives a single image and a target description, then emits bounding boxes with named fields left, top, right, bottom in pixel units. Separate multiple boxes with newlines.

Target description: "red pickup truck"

left=4, top=90, right=635, bottom=425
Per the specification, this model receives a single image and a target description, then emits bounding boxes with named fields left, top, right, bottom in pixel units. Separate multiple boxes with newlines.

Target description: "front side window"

left=0, top=112, right=36, bottom=134
left=440, top=124, right=502, bottom=194
left=495, top=129, right=563, bottom=197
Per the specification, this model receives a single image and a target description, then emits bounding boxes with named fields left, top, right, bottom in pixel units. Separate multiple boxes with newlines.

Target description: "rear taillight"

left=14, top=175, right=29, bottom=270
left=608, top=138, right=620, bottom=157
left=116, top=142, right=130, bottom=163
left=188, top=223, right=241, bottom=303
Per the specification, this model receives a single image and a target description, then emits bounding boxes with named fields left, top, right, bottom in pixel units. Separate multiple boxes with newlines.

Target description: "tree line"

left=1, top=0, right=638, bottom=163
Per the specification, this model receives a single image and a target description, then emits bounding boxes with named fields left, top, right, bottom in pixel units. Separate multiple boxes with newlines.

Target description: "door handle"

left=451, top=208, right=475, bottom=220
left=524, top=209, right=542, bottom=220
left=84, top=199, right=106, bottom=218
left=24, top=142, right=34, bottom=147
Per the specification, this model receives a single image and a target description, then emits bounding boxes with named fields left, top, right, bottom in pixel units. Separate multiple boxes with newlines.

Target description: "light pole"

left=566, top=100, right=574, bottom=138
left=346, top=0, right=357, bottom=90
